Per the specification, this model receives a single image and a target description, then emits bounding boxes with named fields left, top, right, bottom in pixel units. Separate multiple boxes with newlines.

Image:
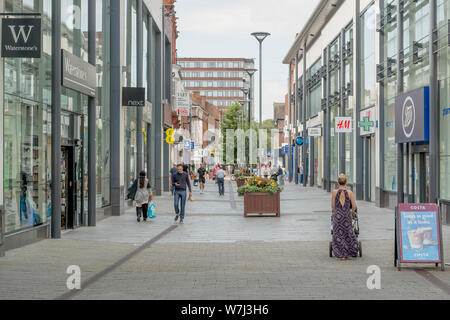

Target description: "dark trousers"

left=174, top=189, right=187, bottom=219
left=218, top=178, right=225, bottom=195
left=136, top=203, right=148, bottom=219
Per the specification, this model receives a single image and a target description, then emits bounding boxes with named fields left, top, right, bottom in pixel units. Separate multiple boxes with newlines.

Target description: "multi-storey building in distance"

left=177, top=58, right=255, bottom=114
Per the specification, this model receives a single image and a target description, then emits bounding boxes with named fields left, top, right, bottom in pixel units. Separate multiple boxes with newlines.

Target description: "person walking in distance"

left=198, top=163, right=207, bottom=194
left=172, top=164, right=192, bottom=224
left=134, top=171, right=152, bottom=222
left=299, top=162, right=304, bottom=185
left=216, top=165, right=226, bottom=196
left=213, top=164, right=220, bottom=183
left=331, top=174, right=359, bottom=260
left=170, top=163, right=178, bottom=196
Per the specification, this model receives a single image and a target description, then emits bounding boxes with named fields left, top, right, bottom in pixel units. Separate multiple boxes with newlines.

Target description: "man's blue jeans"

left=218, top=178, right=225, bottom=195
left=174, top=189, right=187, bottom=219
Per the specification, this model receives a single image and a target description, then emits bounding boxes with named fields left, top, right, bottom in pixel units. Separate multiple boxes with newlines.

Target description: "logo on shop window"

left=395, top=87, right=429, bottom=144
left=8, top=25, right=34, bottom=43
left=443, top=108, right=450, bottom=117
left=402, top=96, right=416, bottom=139
left=1, top=18, right=41, bottom=58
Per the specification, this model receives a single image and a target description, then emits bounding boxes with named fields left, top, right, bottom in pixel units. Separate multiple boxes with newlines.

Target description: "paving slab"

left=0, top=181, right=449, bottom=300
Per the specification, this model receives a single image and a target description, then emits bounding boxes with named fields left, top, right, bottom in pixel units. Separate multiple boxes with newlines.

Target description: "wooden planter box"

left=244, top=192, right=280, bottom=217
left=236, top=179, right=247, bottom=188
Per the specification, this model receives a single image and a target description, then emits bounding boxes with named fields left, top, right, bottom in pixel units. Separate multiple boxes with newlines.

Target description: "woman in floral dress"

left=331, top=174, right=359, bottom=260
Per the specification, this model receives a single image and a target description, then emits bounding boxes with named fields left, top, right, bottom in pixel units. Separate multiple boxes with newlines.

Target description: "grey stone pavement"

left=1, top=178, right=450, bottom=300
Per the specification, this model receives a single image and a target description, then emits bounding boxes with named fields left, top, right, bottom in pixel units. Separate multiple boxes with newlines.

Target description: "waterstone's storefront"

left=0, top=0, right=111, bottom=249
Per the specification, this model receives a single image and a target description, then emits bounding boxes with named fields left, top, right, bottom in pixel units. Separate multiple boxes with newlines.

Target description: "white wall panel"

left=144, top=0, right=163, bottom=31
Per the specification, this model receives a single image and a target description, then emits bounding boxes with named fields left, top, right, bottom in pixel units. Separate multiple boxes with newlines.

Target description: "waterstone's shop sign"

left=1, top=18, right=41, bottom=58
left=395, top=86, right=429, bottom=144
left=62, top=49, right=96, bottom=97
left=122, top=87, right=146, bottom=107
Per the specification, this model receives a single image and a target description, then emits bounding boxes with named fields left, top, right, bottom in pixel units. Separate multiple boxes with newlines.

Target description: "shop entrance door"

left=362, top=135, right=375, bottom=202
left=370, top=135, right=376, bottom=201
left=412, top=150, right=430, bottom=203
left=363, top=136, right=371, bottom=201
left=61, top=146, right=74, bottom=230
left=60, top=114, right=85, bottom=230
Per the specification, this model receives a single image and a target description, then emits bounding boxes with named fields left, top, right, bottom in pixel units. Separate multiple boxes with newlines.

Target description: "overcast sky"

left=175, top=0, right=318, bottom=122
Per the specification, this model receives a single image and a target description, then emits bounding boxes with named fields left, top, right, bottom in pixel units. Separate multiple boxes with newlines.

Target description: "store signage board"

left=395, top=203, right=444, bottom=270
left=184, top=140, right=191, bottom=150
left=178, top=108, right=190, bottom=117
left=308, top=127, right=322, bottom=137
left=359, top=107, right=376, bottom=136
left=62, top=49, right=96, bottom=97
left=395, top=86, right=430, bottom=143
left=2, top=18, right=41, bottom=58
left=122, top=87, right=146, bottom=107
left=335, top=117, right=352, bottom=133
left=175, top=92, right=190, bottom=109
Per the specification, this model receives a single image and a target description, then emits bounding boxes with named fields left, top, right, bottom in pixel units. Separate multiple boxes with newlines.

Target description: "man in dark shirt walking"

left=172, top=164, right=192, bottom=224
left=170, top=163, right=178, bottom=195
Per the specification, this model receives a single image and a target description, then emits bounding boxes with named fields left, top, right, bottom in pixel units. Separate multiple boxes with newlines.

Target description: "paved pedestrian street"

left=1, top=180, right=449, bottom=300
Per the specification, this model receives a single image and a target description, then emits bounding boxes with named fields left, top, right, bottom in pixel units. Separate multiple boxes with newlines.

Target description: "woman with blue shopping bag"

left=134, top=171, right=153, bottom=222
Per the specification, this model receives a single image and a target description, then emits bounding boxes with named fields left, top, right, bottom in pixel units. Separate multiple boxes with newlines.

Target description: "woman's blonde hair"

left=338, top=173, right=347, bottom=186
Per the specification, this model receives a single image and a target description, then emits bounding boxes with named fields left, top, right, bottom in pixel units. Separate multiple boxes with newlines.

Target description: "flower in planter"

left=238, top=176, right=283, bottom=195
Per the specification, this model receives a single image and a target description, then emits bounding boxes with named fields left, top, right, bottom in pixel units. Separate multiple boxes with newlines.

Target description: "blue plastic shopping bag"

left=148, top=202, right=157, bottom=219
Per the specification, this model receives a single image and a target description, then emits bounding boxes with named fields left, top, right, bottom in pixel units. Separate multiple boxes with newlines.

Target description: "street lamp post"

left=251, top=32, right=270, bottom=130
left=244, top=68, right=257, bottom=127
left=244, top=68, right=256, bottom=167
left=241, top=88, right=249, bottom=127
left=251, top=32, right=270, bottom=173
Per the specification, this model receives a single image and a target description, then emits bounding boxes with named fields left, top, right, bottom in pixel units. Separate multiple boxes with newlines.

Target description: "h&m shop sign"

left=395, top=86, right=430, bottom=144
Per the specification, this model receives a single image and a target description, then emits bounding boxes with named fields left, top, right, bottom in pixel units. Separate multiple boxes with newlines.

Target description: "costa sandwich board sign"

left=395, top=203, right=445, bottom=271
left=1, top=18, right=41, bottom=58
left=62, top=49, right=96, bottom=97
left=395, top=86, right=430, bottom=144
left=122, top=87, right=146, bottom=107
